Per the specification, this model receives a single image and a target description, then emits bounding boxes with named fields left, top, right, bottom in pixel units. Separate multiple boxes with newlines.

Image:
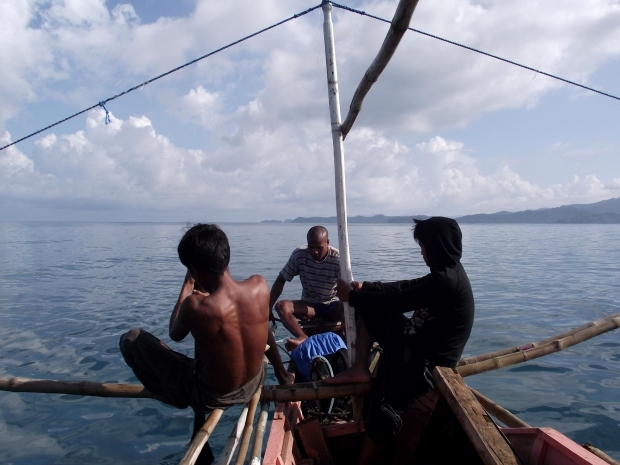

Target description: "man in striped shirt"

left=269, top=226, right=343, bottom=350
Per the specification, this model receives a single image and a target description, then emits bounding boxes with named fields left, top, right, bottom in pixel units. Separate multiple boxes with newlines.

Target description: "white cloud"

left=4, top=114, right=617, bottom=220
left=175, top=86, right=223, bottom=129
left=606, top=178, right=620, bottom=190
left=0, top=132, right=35, bottom=177
left=340, top=133, right=616, bottom=215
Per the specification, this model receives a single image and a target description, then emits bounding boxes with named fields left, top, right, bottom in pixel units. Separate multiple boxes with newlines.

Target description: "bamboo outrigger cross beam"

left=457, top=311, right=620, bottom=367
left=249, top=402, right=270, bottom=465
left=215, top=406, right=249, bottom=465
left=179, top=409, right=224, bottom=465
left=233, top=385, right=263, bottom=465
left=457, top=312, right=620, bottom=377
left=1, top=312, right=619, bottom=402
left=470, top=388, right=530, bottom=429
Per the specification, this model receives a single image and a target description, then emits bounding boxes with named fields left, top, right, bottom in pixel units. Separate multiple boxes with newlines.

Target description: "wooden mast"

left=321, top=1, right=357, bottom=366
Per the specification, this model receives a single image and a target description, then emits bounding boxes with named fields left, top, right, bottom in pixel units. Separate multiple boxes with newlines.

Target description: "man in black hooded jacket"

left=326, top=216, right=474, bottom=464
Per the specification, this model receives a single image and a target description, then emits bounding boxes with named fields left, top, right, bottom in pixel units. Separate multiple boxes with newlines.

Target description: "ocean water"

left=0, top=222, right=619, bottom=463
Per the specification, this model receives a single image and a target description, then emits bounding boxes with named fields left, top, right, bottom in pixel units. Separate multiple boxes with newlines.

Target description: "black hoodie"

left=349, top=216, right=474, bottom=369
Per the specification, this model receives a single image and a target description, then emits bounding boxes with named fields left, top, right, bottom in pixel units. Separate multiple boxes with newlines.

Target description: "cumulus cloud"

left=3, top=112, right=616, bottom=220
left=342, top=133, right=615, bottom=215
left=1, top=109, right=337, bottom=218
left=606, top=178, right=620, bottom=190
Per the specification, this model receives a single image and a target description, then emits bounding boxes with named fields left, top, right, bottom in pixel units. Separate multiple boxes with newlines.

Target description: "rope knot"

left=98, top=101, right=111, bottom=125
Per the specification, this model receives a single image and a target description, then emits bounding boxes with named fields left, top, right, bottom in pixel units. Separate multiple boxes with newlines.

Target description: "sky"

left=1, top=0, right=620, bottom=222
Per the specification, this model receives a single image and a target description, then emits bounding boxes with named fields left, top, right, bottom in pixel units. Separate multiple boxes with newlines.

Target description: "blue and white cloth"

left=290, top=332, right=347, bottom=382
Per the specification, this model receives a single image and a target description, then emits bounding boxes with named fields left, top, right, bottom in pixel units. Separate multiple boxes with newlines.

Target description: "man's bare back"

left=171, top=270, right=270, bottom=395
left=120, top=223, right=291, bottom=422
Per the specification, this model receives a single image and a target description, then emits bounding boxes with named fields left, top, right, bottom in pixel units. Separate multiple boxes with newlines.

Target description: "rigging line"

left=0, top=3, right=323, bottom=153
left=330, top=1, right=620, bottom=103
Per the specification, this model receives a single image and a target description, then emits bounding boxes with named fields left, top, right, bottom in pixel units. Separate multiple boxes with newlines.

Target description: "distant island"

left=456, top=196, right=620, bottom=224
left=262, top=197, right=620, bottom=224
left=261, top=214, right=428, bottom=224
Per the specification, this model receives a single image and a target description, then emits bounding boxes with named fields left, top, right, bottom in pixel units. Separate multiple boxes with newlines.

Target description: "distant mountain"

left=289, top=214, right=428, bottom=224
left=457, top=197, right=620, bottom=224
left=557, top=213, right=620, bottom=224
left=263, top=197, right=620, bottom=225
left=387, top=215, right=429, bottom=223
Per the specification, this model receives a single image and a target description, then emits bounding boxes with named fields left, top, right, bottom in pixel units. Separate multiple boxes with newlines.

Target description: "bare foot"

left=285, top=335, right=308, bottom=351
left=324, top=365, right=372, bottom=385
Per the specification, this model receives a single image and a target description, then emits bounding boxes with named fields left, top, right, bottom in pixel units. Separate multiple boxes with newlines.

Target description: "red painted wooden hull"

left=262, top=403, right=610, bottom=465
left=502, top=428, right=609, bottom=465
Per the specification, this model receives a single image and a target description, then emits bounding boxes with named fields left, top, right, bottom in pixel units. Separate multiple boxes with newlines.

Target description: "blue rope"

left=330, top=1, right=620, bottom=102
left=98, top=101, right=111, bottom=125
left=0, top=3, right=323, bottom=152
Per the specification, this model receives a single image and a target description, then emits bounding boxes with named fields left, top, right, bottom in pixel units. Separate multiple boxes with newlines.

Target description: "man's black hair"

left=178, top=223, right=230, bottom=275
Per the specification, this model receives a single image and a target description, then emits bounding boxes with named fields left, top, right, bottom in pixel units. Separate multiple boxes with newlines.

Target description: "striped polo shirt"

left=280, top=246, right=341, bottom=305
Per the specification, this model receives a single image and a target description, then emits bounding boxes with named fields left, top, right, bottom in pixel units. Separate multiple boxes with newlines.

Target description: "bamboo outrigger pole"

left=321, top=1, right=356, bottom=367
left=469, top=388, right=530, bottom=428
left=457, top=312, right=620, bottom=377
left=457, top=311, right=620, bottom=367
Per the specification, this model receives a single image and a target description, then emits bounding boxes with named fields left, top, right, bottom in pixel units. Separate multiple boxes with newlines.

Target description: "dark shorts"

left=360, top=309, right=434, bottom=446
left=310, top=300, right=341, bottom=319
left=119, top=329, right=264, bottom=411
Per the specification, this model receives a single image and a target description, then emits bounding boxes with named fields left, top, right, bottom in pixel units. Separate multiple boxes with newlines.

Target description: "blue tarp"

left=290, top=332, right=347, bottom=382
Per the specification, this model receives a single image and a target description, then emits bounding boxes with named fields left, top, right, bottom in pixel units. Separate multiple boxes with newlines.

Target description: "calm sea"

left=0, top=222, right=619, bottom=463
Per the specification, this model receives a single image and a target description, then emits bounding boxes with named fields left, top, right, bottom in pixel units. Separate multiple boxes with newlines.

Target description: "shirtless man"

left=269, top=226, right=343, bottom=351
left=120, top=223, right=290, bottom=419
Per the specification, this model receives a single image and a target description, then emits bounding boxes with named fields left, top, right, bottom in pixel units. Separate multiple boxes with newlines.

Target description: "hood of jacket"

left=414, top=216, right=462, bottom=271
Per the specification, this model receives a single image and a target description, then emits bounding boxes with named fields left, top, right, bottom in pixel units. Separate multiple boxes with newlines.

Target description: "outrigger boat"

left=1, top=1, right=620, bottom=464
